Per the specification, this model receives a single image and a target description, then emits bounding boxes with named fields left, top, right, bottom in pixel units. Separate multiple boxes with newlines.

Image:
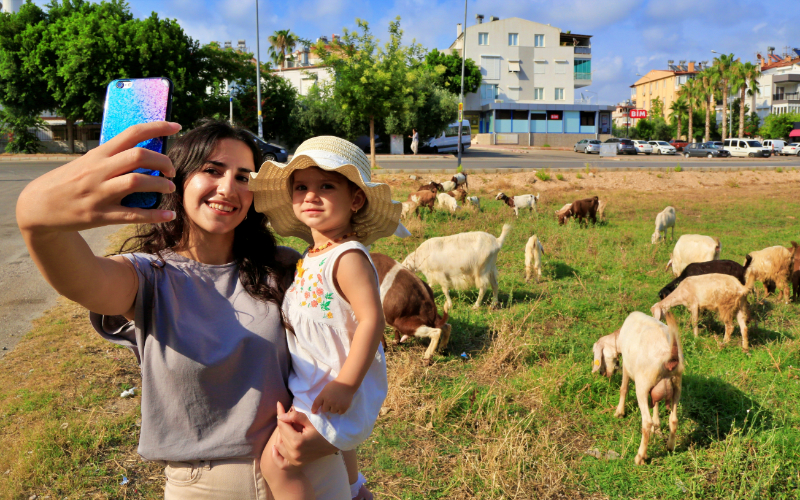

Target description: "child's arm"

left=311, top=249, right=384, bottom=414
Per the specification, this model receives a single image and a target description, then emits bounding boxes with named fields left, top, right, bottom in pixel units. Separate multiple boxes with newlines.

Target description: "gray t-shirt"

left=90, top=249, right=298, bottom=461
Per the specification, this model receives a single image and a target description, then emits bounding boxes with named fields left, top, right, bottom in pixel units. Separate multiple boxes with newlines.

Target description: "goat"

left=744, top=243, right=797, bottom=303
left=371, top=253, right=451, bottom=366
left=658, top=257, right=752, bottom=300
left=402, top=224, right=512, bottom=312
left=436, top=192, right=460, bottom=212
left=467, top=196, right=480, bottom=210
left=495, top=192, right=539, bottom=217
left=593, top=311, right=684, bottom=465
left=598, top=199, right=608, bottom=221
left=559, top=196, right=599, bottom=226
left=441, top=173, right=469, bottom=192
left=665, top=234, right=720, bottom=277
left=555, top=203, right=572, bottom=219
left=792, top=243, right=800, bottom=301
left=524, top=235, right=545, bottom=283
left=651, top=273, right=752, bottom=350
left=409, top=190, right=436, bottom=214
left=400, top=200, right=419, bottom=219
left=445, top=187, right=467, bottom=204
left=651, top=206, right=676, bottom=244
left=417, top=181, right=444, bottom=194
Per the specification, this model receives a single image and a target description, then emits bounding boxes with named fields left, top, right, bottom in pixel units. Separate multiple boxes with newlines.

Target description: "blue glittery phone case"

left=100, top=77, right=174, bottom=209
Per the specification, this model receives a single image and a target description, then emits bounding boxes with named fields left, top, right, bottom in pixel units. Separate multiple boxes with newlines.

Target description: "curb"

left=0, top=155, right=82, bottom=161
left=374, top=165, right=795, bottom=175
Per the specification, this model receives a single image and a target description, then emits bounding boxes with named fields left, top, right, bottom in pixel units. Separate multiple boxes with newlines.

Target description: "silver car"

left=632, top=140, right=653, bottom=155
left=574, top=139, right=602, bottom=154
left=648, top=141, right=677, bottom=155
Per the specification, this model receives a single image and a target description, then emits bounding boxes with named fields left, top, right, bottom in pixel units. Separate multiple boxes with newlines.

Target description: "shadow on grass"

left=682, top=374, right=773, bottom=447
left=551, top=261, right=580, bottom=280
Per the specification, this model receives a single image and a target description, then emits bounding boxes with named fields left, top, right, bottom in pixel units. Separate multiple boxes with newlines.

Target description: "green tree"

left=680, top=78, right=701, bottom=143
left=744, top=112, right=760, bottom=137
left=759, top=112, right=800, bottom=139
left=712, top=53, right=736, bottom=140
left=227, top=68, right=299, bottom=143
left=698, top=68, right=720, bottom=142
left=422, top=48, right=481, bottom=96
left=0, top=106, right=45, bottom=153
left=268, top=30, right=305, bottom=70
left=651, top=97, right=665, bottom=118
left=669, top=96, right=688, bottom=140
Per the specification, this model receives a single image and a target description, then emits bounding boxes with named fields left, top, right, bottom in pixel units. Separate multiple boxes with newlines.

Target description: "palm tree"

left=744, top=62, right=761, bottom=137
left=730, top=61, right=748, bottom=138
left=698, top=69, right=719, bottom=142
left=712, top=53, right=736, bottom=141
left=669, top=95, right=688, bottom=141
left=682, top=78, right=700, bottom=142
left=268, top=30, right=300, bottom=70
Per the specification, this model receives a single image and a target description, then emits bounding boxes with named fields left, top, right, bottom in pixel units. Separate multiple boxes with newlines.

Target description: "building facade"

left=449, top=16, right=611, bottom=146
left=630, top=61, right=705, bottom=121
left=273, top=40, right=333, bottom=96
left=753, top=49, right=800, bottom=119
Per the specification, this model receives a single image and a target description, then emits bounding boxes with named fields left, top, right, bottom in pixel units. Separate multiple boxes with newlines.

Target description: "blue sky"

left=33, top=0, right=800, bottom=106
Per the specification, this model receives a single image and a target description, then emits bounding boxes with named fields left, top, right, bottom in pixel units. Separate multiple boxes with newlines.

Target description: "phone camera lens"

left=116, top=81, right=124, bottom=89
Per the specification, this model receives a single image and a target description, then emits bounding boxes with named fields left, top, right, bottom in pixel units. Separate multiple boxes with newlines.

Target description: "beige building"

left=630, top=61, right=705, bottom=120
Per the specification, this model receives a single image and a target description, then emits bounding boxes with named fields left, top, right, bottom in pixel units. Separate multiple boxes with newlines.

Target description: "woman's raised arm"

left=16, top=121, right=181, bottom=317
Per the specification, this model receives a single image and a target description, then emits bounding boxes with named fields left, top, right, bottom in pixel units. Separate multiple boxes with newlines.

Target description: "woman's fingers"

left=105, top=171, right=176, bottom=201
left=100, top=206, right=176, bottom=226
left=105, top=146, right=176, bottom=179
left=97, top=121, right=182, bottom=159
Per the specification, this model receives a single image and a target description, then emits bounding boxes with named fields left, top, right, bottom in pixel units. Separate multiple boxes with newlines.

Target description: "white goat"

left=651, top=206, right=676, bottom=244
left=598, top=199, right=608, bottom=221
left=496, top=192, right=539, bottom=217
left=467, top=196, right=480, bottom=210
left=593, top=311, right=684, bottom=465
left=440, top=180, right=456, bottom=192
left=440, top=174, right=469, bottom=193
left=651, top=273, right=752, bottom=350
left=435, top=192, right=460, bottom=212
left=524, top=235, right=544, bottom=283
left=665, top=234, right=720, bottom=277
left=400, top=200, right=418, bottom=219
left=744, top=243, right=797, bottom=303
left=402, top=224, right=511, bottom=312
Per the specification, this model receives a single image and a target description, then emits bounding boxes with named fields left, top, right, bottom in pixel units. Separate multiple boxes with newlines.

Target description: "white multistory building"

left=0, top=0, right=22, bottom=13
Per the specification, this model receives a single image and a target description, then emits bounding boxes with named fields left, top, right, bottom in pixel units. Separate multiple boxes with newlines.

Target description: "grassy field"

left=2, top=172, right=800, bottom=499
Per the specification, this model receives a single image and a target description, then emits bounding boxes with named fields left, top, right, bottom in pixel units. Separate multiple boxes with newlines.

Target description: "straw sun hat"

left=250, top=136, right=402, bottom=247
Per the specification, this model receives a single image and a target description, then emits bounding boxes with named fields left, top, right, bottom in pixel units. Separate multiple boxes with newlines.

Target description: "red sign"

left=629, top=109, right=648, bottom=119
left=549, top=114, right=560, bottom=120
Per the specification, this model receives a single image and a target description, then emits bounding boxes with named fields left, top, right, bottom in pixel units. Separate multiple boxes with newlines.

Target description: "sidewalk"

left=469, top=144, right=572, bottom=154
left=0, top=153, right=83, bottom=162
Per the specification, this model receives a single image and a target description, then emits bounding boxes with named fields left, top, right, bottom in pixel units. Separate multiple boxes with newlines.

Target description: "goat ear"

left=651, top=304, right=663, bottom=320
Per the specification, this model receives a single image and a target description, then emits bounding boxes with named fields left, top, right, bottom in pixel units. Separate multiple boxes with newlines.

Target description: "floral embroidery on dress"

left=289, top=254, right=334, bottom=317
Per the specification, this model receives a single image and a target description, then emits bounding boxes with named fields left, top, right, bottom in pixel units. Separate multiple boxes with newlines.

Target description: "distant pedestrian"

left=409, top=128, right=419, bottom=155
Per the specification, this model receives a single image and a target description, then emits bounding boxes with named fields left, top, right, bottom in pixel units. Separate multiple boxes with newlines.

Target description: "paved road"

left=378, top=149, right=800, bottom=171
left=0, top=161, right=118, bottom=359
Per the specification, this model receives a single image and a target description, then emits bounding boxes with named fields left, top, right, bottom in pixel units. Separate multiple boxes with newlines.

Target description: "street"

left=0, top=161, right=117, bottom=358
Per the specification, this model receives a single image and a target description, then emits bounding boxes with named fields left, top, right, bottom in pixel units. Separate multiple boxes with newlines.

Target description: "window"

left=534, top=88, right=544, bottom=100
left=534, top=34, right=544, bottom=47
left=508, top=60, right=521, bottom=72
left=507, top=87, right=520, bottom=100
left=480, top=83, right=498, bottom=100
left=555, top=61, right=568, bottom=74
left=508, top=33, right=518, bottom=46
left=534, top=61, right=546, bottom=74
left=478, top=32, right=489, bottom=45
left=481, top=56, right=500, bottom=80
left=555, top=88, right=564, bottom=100
left=580, top=112, right=595, bottom=126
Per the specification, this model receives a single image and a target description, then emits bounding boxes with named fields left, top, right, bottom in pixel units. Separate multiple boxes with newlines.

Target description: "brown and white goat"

left=446, top=186, right=467, bottom=204
left=417, top=181, right=444, bottom=194
left=408, top=190, right=436, bottom=214
left=593, top=311, right=684, bottom=465
left=371, top=253, right=451, bottom=366
left=559, top=196, right=598, bottom=225
left=744, top=242, right=798, bottom=303
left=651, top=273, right=753, bottom=350
left=495, top=192, right=539, bottom=217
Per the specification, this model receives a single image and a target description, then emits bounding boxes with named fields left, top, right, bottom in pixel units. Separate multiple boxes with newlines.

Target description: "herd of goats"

left=372, top=172, right=799, bottom=465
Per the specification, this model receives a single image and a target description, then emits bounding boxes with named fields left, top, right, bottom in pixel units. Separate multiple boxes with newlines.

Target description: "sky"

left=31, top=0, right=800, bottom=106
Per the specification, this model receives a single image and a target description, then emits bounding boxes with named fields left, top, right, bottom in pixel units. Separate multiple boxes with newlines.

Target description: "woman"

left=408, top=129, right=418, bottom=155
left=15, top=120, right=351, bottom=499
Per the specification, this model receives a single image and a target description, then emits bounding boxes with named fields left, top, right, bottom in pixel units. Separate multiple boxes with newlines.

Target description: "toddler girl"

left=250, top=136, right=402, bottom=500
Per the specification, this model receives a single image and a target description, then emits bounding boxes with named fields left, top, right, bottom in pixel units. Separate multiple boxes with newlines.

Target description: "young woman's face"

left=291, top=167, right=365, bottom=235
left=182, top=138, right=255, bottom=238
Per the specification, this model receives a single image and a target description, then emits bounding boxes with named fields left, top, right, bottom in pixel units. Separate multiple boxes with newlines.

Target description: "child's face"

left=291, top=167, right=366, bottom=235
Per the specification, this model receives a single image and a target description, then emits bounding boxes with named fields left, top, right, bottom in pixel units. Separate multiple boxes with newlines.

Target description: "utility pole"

left=255, top=0, right=264, bottom=138
left=456, top=0, right=467, bottom=170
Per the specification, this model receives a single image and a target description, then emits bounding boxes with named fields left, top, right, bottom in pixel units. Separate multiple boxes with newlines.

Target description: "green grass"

left=675, top=164, right=682, bottom=172
left=536, top=170, right=551, bottom=182
left=556, top=173, right=565, bottom=181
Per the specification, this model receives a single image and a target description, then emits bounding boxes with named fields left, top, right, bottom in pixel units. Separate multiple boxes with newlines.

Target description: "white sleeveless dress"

left=283, top=241, right=388, bottom=451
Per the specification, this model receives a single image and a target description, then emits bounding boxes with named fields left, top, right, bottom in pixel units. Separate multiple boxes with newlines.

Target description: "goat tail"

left=435, top=310, right=449, bottom=329
left=664, top=310, right=681, bottom=351
left=664, top=258, right=673, bottom=272
left=744, top=270, right=756, bottom=295
left=496, top=224, right=512, bottom=248
left=743, top=254, right=753, bottom=274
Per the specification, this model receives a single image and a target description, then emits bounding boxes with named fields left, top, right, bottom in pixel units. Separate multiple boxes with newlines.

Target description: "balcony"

left=773, top=92, right=800, bottom=104
left=574, top=72, right=591, bottom=80
left=574, top=46, right=591, bottom=55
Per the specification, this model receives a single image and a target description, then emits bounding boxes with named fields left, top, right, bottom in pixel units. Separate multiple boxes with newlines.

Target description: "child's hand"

left=311, top=380, right=355, bottom=414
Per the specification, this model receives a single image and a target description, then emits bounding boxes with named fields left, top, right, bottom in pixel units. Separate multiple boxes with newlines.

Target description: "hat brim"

left=250, top=154, right=402, bottom=246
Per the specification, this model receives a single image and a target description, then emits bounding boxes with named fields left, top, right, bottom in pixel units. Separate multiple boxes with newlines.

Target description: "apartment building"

left=449, top=16, right=612, bottom=146
left=753, top=48, right=800, bottom=119
left=629, top=60, right=705, bottom=120
left=274, top=37, right=335, bottom=96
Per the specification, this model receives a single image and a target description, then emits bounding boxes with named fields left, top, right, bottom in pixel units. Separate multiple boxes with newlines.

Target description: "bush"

left=675, top=164, right=682, bottom=172
left=576, top=173, right=583, bottom=179
left=776, top=167, right=783, bottom=173
left=536, top=170, right=551, bottom=182
left=556, top=173, right=565, bottom=181
left=542, top=143, right=551, bottom=148
left=0, top=109, right=44, bottom=154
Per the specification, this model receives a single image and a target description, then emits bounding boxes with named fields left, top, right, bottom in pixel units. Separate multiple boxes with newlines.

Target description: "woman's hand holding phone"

left=16, top=121, right=181, bottom=235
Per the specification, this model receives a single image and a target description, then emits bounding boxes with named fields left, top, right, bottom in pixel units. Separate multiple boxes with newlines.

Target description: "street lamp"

left=255, top=0, right=264, bottom=139
left=456, top=0, right=467, bottom=171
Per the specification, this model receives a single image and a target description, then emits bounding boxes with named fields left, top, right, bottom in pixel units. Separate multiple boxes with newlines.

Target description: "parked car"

left=632, top=140, right=653, bottom=155
left=244, top=131, right=289, bottom=163
left=353, top=134, right=384, bottom=153
left=709, top=141, right=724, bottom=149
left=604, top=137, right=637, bottom=155
left=647, top=141, right=677, bottom=155
left=683, top=142, right=731, bottom=158
left=422, top=120, right=471, bottom=153
left=781, top=143, right=800, bottom=156
left=762, top=139, right=786, bottom=155
left=669, top=139, right=689, bottom=151
left=722, top=138, right=770, bottom=157
left=574, top=139, right=602, bottom=154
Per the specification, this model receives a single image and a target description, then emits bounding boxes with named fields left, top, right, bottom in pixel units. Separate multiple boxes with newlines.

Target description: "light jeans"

left=163, top=454, right=349, bottom=500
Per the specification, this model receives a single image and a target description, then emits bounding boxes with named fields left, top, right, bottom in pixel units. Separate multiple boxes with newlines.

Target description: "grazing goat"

left=559, top=196, right=599, bottom=226
left=651, top=206, right=676, bottom=244
left=417, top=181, right=444, bottom=194
left=467, top=196, right=480, bottom=210
left=402, top=224, right=512, bottom=312
left=598, top=199, right=608, bottom=221
left=744, top=243, right=798, bottom=303
left=436, top=192, right=460, bottom=212
left=665, top=234, right=720, bottom=277
left=400, top=200, right=419, bottom=219
left=555, top=203, right=572, bottom=219
left=446, top=187, right=467, bottom=204
left=495, top=192, right=539, bottom=217
left=792, top=245, right=800, bottom=301
left=593, top=311, right=684, bottom=465
left=651, top=273, right=752, bottom=350
left=441, top=173, right=469, bottom=192
left=409, top=190, right=436, bottom=214
left=658, top=257, right=752, bottom=300
left=371, top=253, right=451, bottom=366
left=524, top=235, right=545, bottom=283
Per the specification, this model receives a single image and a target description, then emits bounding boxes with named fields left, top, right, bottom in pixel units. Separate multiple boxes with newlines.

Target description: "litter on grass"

left=120, top=387, right=136, bottom=398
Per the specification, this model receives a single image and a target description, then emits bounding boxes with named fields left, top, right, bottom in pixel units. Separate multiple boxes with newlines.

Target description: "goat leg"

left=667, top=376, right=682, bottom=452
left=635, top=382, right=654, bottom=465
left=615, top=368, right=630, bottom=418
left=737, top=308, right=749, bottom=351
left=691, top=305, right=700, bottom=337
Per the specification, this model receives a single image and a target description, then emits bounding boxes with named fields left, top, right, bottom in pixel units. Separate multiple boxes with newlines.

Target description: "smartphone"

left=100, top=77, right=174, bottom=209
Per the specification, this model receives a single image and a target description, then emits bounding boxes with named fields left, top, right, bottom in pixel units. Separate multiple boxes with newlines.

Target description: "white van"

left=763, top=139, right=786, bottom=155
left=423, top=120, right=471, bottom=153
left=723, top=138, right=770, bottom=157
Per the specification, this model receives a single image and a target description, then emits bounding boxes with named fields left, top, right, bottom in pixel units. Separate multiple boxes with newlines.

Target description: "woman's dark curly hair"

left=119, top=119, right=291, bottom=309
